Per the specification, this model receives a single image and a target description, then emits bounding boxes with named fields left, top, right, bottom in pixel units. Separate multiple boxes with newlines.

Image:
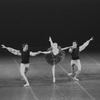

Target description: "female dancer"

left=1, top=43, right=41, bottom=86
left=41, top=37, right=70, bottom=83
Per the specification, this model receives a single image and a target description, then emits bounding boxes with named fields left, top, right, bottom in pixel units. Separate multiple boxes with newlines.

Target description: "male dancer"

left=68, top=37, right=93, bottom=81
left=1, top=43, right=41, bottom=86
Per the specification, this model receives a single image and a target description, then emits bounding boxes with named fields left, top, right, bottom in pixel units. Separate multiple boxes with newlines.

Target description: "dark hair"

left=22, top=43, right=28, bottom=48
left=73, top=40, right=78, bottom=45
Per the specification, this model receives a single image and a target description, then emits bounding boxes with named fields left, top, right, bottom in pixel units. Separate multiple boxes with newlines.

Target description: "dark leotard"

left=21, top=50, right=30, bottom=64
left=71, top=47, right=80, bottom=60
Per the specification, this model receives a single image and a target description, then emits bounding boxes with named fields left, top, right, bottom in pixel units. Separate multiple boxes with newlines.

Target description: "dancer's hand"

left=89, top=37, right=93, bottom=41
left=38, top=51, right=42, bottom=53
left=49, top=37, right=52, bottom=42
left=37, top=51, right=42, bottom=54
left=1, top=44, right=7, bottom=49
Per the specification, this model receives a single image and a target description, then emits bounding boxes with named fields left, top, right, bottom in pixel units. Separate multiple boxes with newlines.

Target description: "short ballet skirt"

left=45, top=47, right=66, bottom=65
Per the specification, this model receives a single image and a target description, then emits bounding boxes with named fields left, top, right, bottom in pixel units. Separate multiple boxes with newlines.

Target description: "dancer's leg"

left=68, top=60, right=75, bottom=76
left=74, top=60, right=81, bottom=78
left=52, top=64, right=56, bottom=83
left=20, top=63, right=30, bottom=86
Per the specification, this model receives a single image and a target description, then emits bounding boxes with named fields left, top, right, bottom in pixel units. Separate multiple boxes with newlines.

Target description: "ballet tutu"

left=45, top=47, right=66, bottom=65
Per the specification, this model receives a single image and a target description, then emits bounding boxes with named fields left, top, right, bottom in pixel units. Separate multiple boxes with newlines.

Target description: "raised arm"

left=79, top=37, right=93, bottom=52
left=49, top=37, right=54, bottom=47
left=30, top=51, right=42, bottom=56
left=1, top=44, right=21, bottom=56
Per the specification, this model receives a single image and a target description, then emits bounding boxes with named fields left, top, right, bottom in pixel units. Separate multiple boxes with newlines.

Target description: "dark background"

left=0, top=0, right=100, bottom=55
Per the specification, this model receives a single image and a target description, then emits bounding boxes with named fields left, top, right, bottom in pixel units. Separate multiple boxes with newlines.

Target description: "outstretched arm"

left=49, top=37, right=54, bottom=47
left=30, top=51, right=42, bottom=56
left=79, top=37, right=93, bottom=52
left=61, top=46, right=71, bottom=51
left=40, top=51, right=51, bottom=54
left=1, top=44, right=21, bottom=56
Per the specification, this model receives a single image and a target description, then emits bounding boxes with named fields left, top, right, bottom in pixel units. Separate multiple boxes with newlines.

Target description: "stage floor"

left=0, top=53, right=100, bottom=100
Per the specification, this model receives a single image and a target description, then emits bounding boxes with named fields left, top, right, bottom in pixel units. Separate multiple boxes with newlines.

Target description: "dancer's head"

left=52, top=43, right=58, bottom=48
left=72, top=40, right=78, bottom=48
left=22, top=43, right=29, bottom=51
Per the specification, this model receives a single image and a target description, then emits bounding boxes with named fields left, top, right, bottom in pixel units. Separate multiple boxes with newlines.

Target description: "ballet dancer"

left=1, top=43, right=41, bottom=86
left=41, top=37, right=70, bottom=83
left=68, top=37, right=93, bottom=81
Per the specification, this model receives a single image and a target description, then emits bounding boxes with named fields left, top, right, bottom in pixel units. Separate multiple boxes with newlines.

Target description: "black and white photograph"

left=0, top=0, right=100, bottom=100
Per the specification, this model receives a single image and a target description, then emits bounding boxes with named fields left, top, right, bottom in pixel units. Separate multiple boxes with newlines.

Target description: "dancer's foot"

left=53, top=78, right=55, bottom=83
left=73, top=77, right=79, bottom=81
left=23, top=83, right=30, bottom=87
left=68, top=73, right=72, bottom=76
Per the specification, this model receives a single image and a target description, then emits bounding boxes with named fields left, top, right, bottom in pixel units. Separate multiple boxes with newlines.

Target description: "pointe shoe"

left=68, top=73, right=72, bottom=76
left=24, top=83, right=30, bottom=87
left=73, top=77, right=79, bottom=81
left=53, top=79, right=55, bottom=83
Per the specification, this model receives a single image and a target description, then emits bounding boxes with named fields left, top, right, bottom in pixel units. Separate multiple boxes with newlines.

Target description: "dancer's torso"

left=71, top=47, right=80, bottom=60
left=21, top=50, right=30, bottom=64
left=52, top=48, right=59, bottom=55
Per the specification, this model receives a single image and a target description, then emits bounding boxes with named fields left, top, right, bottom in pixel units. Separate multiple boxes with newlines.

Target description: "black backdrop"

left=0, top=0, right=99, bottom=54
